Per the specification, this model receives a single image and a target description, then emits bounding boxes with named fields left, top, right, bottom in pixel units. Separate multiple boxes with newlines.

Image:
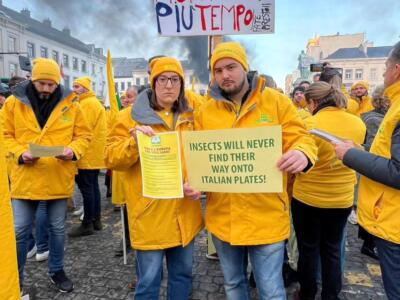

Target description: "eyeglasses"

left=156, top=76, right=181, bottom=87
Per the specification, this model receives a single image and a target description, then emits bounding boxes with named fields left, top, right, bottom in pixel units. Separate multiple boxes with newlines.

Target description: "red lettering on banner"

left=235, top=5, right=245, bottom=31
left=194, top=5, right=211, bottom=31
left=221, top=5, right=235, bottom=31
left=244, top=10, right=253, bottom=26
left=211, top=5, right=219, bottom=30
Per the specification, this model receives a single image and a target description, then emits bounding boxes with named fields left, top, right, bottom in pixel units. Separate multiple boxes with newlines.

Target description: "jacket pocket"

left=372, top=192, right=384, bottom=220
left=277, top=193, right=288, bottom=211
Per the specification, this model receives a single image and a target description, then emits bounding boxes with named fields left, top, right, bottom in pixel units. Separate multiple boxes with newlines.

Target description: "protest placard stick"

left=206, top=35, right=222, bottom=259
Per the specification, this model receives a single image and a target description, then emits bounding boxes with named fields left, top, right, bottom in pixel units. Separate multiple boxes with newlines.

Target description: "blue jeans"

left=135, top=240, right=194, bottom=300
left=12, top=199, right=67, bottom=287
left=75, top=169, right=101, bottom=224
left=212, top=235, right=286, bottom=300
left=375, top=237, right=400, bottom=300
left=27, top=201, right=49, bottom=253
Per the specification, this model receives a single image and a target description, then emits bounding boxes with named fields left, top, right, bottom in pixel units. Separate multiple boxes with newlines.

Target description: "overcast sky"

left=5, top=0, right=400, bottom=88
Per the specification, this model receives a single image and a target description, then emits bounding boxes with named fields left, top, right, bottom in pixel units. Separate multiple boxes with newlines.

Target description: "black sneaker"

left=93, top=218, right=103, bottom=231
left=21, top=285, right=37, bottom=299
left=361, top=244, right=379, bottom=260
left=68, top=222, right=94, bottom=237
left=49, top=270, right=74, bottom=293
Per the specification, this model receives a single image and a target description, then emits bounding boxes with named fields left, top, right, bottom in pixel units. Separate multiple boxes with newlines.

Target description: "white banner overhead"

left=154, top=0, right=275, bottom=36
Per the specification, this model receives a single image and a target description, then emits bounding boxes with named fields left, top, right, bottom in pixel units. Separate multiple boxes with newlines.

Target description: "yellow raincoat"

left=0, top=113, right=20, bottom=300
left=3, top=81, right=92, bottom=200
left=195, top=74, right=317, bottom=245
left=105, top=91, right=203, bottom=249
left=358, top=81, right=400, bottom=244
left=347, top=95, right=374, bottom=116
left=294, top=107, right=366, bottom=208
left=109, top=106, right=134, bottom=205
left=76, top=90, right=107, bottom=169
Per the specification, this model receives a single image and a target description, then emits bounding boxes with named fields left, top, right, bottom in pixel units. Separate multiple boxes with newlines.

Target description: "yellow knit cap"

left=150, top=57, right=184, bottom=87
left=31, top=58, right=61, bottom=84
left=210, top=42, right=249, bottom=73
left=73, top=76, right=92, bottom=91
left=351, top=81, right=369, bottom=91
left=120, top=91, right=126, bottom=98
left=148, top=57, right=164, bottom=73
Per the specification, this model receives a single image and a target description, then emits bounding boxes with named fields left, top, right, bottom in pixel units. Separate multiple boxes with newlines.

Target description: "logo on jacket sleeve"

left=256, top=113, right=272, bottom=124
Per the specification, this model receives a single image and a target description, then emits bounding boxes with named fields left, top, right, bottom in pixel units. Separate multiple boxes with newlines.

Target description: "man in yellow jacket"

left=291, top=85, right=312, bottom=120
left=195, top=42, right=317, bottom=300
left=2, top=58, right=92, bottom=293
left=347, top=81, right=374, bottom=116
left=335, top=41, right=400, bottom=300
left=68, top=76, right=107, bottom=237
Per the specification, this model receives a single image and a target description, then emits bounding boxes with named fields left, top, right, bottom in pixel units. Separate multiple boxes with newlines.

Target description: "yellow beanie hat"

left=73, top=76, right=92, bottom=91
left=210, top=42, right=249, bottom=73
left=120, top=91, right=126, bottom=98
left=31, top=58, right=61, bottom=84
left=351, top=81, right=369, bottom=91
left=150, top=57, right=184, bottom=87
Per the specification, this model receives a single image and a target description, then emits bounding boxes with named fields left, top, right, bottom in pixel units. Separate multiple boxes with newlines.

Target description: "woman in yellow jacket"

left=292, top=82, right=366, bottom=300
left=105, top=57, right=203, bottom=300
left=0, top=113, right=20, bottom=300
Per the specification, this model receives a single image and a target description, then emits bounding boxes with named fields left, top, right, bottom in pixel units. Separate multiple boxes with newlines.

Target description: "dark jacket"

left=360, top=109, right=385, bottom=151
left=343, top=123, right=400, bottom=190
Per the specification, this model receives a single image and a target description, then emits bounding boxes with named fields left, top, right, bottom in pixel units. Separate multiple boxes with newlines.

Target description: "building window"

left=9, top=63, right=18, bottom=76
left=144, top=77, right=148, bottom=85
left=40, top=46, right=48, bottom=58
left=135, top=78, right=140, bottom=85
left=115, top=83, right=118, bottom=92
left=81, top=60, right=87, bottom=73
left=92, top=63, right=96, bottom=75
left=63, top=54, right=69, bottom=68
left=72, top=57, right=78, bottom=70
left=27, top=42, right=35, bottom=58
left=52, top=50, right=59, bottom=63
left=355, top=69, right=363, bottom=80
left=8, top=36, right=16, bottom=52
left=345, top=69, right=353, bottom=80
left=121, top=82, right=125, bottom=91
left=369, top=68, right=377, bottom=81
left=92, top=82, right=96, bottom=92
left=64, top=75, right=70, bottom=89
left=127, top=82, right=132, bottom=88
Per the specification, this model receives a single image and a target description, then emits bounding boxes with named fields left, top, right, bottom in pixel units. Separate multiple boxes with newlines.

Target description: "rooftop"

left=325, top=46, right=392, bottom=60
left=0, top=3, right=104, bottom=58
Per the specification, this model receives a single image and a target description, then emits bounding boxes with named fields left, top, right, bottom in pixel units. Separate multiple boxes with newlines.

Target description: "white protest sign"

left=154, top=0, right=275, bottom=36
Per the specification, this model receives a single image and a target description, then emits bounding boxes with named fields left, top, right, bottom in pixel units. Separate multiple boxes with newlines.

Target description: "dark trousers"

left=375, top=237, right=400, bottom=300
left=75, top=169, right=101, bottom=225
left=291, top=198, right=351, bottom=300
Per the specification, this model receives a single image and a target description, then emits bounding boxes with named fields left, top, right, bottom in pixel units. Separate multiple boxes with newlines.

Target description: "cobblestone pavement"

left=24, top=175, right=387, bottom=299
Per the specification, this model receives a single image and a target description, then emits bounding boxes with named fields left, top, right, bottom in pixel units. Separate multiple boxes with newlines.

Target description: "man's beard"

left=38, top=93, right=51, bottom=100
left=221, top=78, right=246, bottom=98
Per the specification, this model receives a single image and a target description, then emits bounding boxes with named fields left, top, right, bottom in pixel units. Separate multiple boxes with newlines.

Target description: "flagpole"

left=121, top=205, right=127, bottom=265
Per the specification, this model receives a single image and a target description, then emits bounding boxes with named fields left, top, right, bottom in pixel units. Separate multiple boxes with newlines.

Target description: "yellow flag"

left=191, top=76, right=196, bottom=92
left=106, top=50, right=119, bottom=114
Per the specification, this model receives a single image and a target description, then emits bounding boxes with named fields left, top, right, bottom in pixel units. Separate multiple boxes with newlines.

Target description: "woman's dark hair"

left=149, top=76, right=188, bottom=113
